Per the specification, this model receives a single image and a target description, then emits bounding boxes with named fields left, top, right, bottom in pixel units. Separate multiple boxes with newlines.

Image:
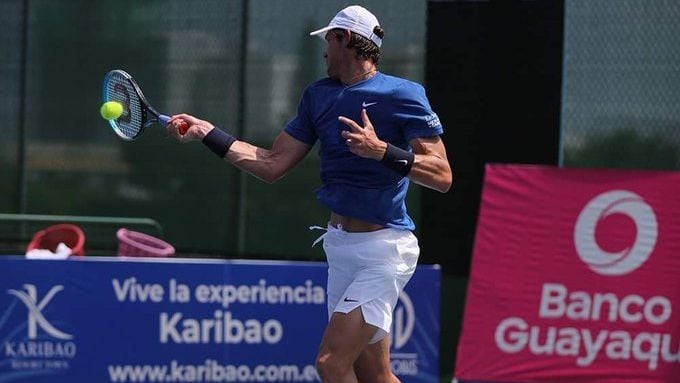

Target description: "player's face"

left=324, top=31, right=344, bottom=80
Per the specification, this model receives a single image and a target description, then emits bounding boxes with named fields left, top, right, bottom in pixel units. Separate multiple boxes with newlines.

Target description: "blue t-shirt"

left=284, top=72, right=443, bottom=230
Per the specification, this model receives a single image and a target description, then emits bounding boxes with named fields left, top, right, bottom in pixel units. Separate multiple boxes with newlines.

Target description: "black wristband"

left=202, top=127, right=236, bottom=158
left=380, top=143, right=414, bottom=176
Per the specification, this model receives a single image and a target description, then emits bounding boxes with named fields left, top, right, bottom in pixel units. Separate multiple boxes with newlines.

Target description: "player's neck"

left=341, top=62, right=377, bottom=85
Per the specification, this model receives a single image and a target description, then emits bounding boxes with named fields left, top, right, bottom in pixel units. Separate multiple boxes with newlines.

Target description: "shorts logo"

left=7, top=284, right=73, bottom=340
left=574, top=190, right=657, bottom=276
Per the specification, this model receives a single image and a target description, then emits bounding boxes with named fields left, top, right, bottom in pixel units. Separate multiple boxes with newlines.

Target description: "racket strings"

left=105, top=73, right=143, bottom=139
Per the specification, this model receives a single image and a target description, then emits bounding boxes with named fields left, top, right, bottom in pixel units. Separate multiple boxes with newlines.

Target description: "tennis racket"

left=102, top=69, right=187, bottom=140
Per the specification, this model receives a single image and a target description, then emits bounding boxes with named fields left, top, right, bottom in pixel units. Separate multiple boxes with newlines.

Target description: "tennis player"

left=168, top=5, right=451, bottom=382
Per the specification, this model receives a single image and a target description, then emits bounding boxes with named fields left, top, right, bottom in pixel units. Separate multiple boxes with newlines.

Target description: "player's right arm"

left=168, top=114, right=312, bottom=184
left=225, top=132, right=311, bottom=183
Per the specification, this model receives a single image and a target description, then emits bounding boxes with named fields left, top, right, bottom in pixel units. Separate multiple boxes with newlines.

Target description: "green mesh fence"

left=561, top=0, right=680, bottom=170
left=0, top=0, right=426, bottom=258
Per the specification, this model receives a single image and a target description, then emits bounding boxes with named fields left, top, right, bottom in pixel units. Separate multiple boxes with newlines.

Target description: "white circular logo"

left=574, top=190, right=657, bottom=276
left=391, top=291, right=415, bottom=350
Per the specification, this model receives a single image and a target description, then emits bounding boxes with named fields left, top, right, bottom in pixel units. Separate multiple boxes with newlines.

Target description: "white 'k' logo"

left=573, top=190, right=657, bottom=276
left=7, top=284, right=73, bottom=340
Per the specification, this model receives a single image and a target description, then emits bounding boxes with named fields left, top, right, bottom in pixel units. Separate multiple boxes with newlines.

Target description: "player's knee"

left=315, top=353, right=349, bottom=383
left=355, top=371, right=401, bottom=383
left=379, top=374, right=402, bottom=383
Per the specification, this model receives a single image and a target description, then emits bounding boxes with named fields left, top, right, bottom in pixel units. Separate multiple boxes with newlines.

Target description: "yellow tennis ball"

left=100, top=101, right=123, bottom=120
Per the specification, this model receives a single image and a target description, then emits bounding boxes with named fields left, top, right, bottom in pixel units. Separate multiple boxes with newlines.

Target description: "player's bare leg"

left=316, top=308, right=378, bottom=383
left=354, top=336, right=400, bottom=383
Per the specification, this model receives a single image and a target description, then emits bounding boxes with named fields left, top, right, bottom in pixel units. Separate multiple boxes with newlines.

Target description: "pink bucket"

left=116, top=228, right=174, bottom=257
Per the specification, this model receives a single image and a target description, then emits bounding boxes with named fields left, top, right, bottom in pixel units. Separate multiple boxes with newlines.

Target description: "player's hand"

left=338, top=109, right=387, bottom=161
left=167, top=114, right=215, bottom=142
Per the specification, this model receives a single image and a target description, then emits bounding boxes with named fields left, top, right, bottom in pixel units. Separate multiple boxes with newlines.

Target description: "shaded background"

left=1, top=1, right=679, bottom=381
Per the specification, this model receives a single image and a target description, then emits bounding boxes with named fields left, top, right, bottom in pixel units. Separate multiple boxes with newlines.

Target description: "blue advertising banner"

left=0, top=257, right=439, bottom=382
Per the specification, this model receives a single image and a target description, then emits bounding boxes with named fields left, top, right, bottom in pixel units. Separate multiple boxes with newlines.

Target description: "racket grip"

left=159, top=114, right=189, bottom=135
left=178, top=121, right=189, bottom=135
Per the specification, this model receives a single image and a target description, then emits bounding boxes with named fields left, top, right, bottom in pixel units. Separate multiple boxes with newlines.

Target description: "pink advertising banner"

left=455, top=164, right=680, bottom=383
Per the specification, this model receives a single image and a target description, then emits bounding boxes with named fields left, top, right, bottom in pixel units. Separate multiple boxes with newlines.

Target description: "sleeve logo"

left=425, top=113, right=440, bottom=128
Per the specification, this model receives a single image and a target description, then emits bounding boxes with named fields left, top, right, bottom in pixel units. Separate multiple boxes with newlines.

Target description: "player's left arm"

left=408, top=135, right=452, bottom=193
left=339, top=109, right=452, bottom=193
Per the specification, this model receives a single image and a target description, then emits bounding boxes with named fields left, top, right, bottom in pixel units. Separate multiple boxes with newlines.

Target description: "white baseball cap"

left=310, top=5, right=382, bottom=48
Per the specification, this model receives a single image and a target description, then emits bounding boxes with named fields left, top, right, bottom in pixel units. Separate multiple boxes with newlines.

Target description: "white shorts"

left=318, top=224, right=419, bottom=344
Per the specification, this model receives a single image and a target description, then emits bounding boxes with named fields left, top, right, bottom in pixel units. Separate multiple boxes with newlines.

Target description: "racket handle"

left=178, top=121, right=189, bottom=135
left=159, top=114, right=189, bottom=135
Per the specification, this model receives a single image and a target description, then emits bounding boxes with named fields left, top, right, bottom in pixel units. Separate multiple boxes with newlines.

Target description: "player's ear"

left=342, top=29, right=352, bottom=47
